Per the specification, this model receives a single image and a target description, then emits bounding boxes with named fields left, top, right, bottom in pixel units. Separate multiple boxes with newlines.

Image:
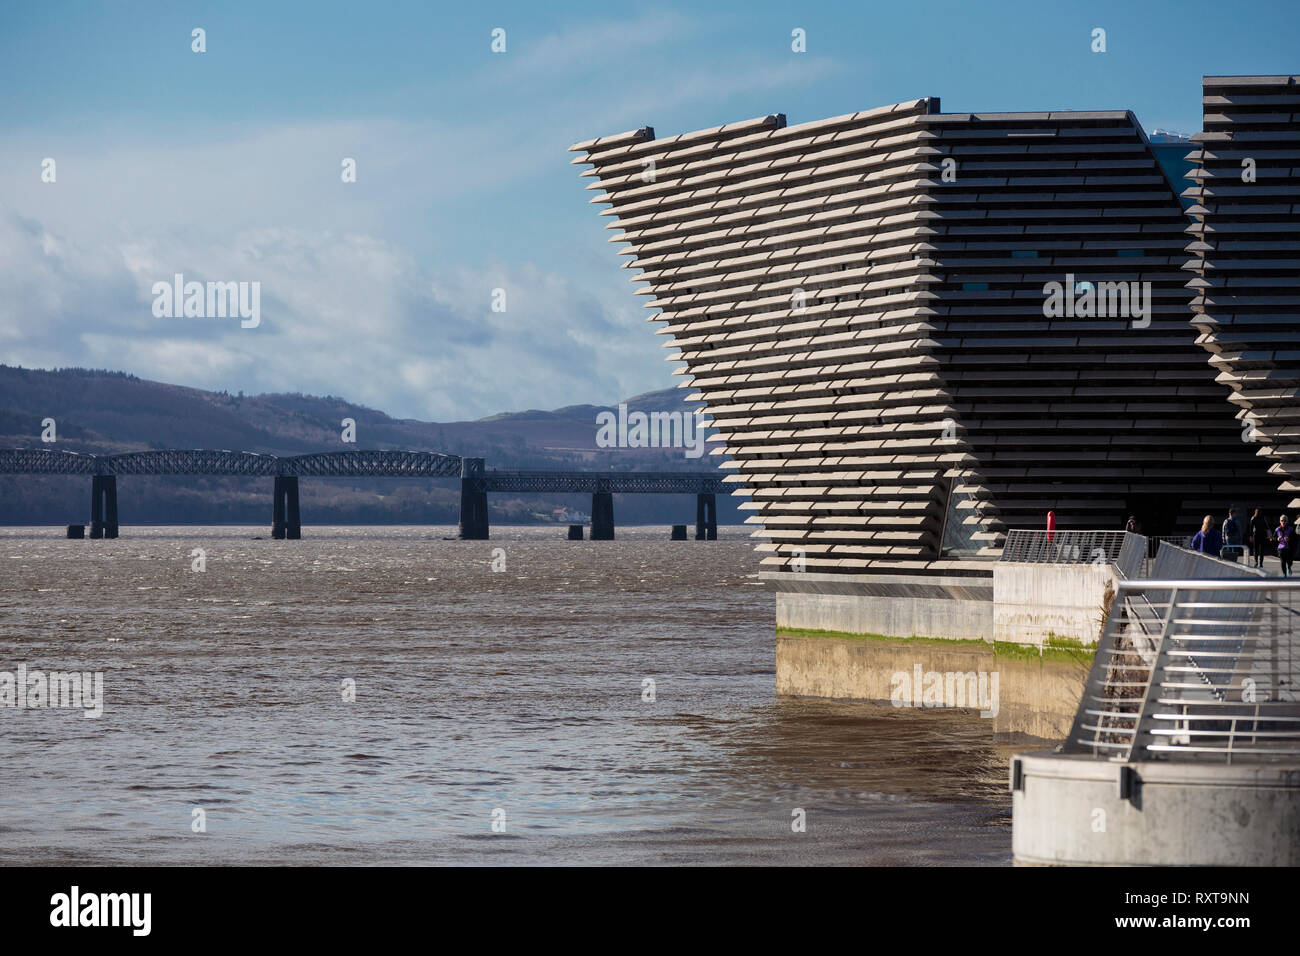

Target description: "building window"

left=939, top=476, right=985, bottom=558
left=1117, top=249, right=1144, bottom=257
left=962, top=282, right=989, bottom=291
left=1011, top=250, right=1039, bottom=258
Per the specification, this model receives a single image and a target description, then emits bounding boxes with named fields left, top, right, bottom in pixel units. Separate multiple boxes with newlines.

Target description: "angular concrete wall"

left=571, top=91, right=1287, bottom=586
left=920, top=108, right=1285, bottom=536
left=1184, top=75, right=1300, bottom=507
left=572, top=102, right=967, bottom=575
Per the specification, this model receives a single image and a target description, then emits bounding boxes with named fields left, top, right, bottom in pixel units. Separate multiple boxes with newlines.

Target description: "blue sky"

left=1, top=0, right=1295, bottom=419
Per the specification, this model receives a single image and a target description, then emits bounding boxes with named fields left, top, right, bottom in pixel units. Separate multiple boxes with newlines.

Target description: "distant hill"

left=0, top=365, right=740, bottom=527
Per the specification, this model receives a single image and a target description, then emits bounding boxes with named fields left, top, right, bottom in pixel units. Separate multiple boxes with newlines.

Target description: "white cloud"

left=482, top=9, right=696, bottom=84
left=0, top=10, right=843, bottom=421
left=0, top=204, right=656, bottom=420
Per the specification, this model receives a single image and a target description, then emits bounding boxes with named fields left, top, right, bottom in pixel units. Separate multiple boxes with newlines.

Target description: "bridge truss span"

left=284, top=450, right=462, bottom=478
left=0, top=449, right=98, bottom=475
left=102, top=450, right=281, bottom=476
left=477, top=470, right=728, bottom=494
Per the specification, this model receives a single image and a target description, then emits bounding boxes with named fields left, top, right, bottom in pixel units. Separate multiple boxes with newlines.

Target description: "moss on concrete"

left=776, top=626, right=1094, bottom=666
left=775, top=626, right=987, bottom=648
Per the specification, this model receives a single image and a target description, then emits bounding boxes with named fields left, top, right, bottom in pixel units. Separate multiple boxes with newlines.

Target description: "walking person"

left=1221, top=508, right=1242, bottom=562
left=1249, top=508, right=1271, bottom=569
left=1276, top=514, right=1295, bottom=577
left=1190, top=515, right=1222, bottom=558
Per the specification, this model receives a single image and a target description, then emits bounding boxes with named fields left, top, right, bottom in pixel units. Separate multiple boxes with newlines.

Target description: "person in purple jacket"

left=1276, top=514, right=1294, bottom=577
left=1191, top=515, right=1223, bottom=558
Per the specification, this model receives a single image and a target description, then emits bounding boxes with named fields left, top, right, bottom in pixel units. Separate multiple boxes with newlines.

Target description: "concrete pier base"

left=671, top=524, right=688, bottom=540
left=695, top=493, right=717, bottom=540
left=458, top=483, right=488, bottom=539
left=272, top=476, right=301, bottom=539
left=1011, top=751, right=1300, bottom=865
left=89, top=475, right=118, bottom=539
left=458, top=457, right=489, bottom=539
left=591, top=491, right=614, bottom=540
left=567, top=524, right=583, bottom=540
left=66, top=524, right=85, bottom=539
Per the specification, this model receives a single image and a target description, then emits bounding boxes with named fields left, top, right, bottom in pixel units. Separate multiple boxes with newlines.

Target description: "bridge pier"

left=272, top=476, right=301, bottom=539
left=695, top=492, right=717, bottom=540
left=458, top=457, right=489, bottom=539
left=89, top=475, right=118, bottom=539
left=591, top=490, right=614, bottom=540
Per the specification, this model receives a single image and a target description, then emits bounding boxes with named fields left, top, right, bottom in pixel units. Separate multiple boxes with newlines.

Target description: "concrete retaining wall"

left=768, top=551, right=1264, bottom=729
left=776, top=590, right=994, bottom=642
left=776, top=633, right=1089, bottom=740
left=993, top=563, right=1116, bottom=646
left=770, top=564, right=1117, bottom=648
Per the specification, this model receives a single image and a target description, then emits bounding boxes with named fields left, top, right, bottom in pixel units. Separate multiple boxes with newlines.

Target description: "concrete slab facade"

left=571, top=90, right=1288, bottom=588
left=1184, top=75, right=1300, bottom=507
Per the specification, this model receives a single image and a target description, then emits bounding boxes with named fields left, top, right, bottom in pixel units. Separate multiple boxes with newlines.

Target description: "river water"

left=0, top=526, right=1012, bottom=865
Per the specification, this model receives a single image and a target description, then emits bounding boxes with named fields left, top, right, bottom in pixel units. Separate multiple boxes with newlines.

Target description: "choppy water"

left=0, top=526, right=1012, bottom=865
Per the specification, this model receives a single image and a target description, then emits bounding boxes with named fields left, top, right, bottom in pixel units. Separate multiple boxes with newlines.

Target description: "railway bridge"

left=0, top=449, right=725, bottom=541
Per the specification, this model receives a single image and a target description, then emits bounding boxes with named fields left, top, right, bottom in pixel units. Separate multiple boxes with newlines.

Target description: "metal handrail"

left=1112, top=580, right=1300, bottom=591
left=1000, top=529, right=1134, bottom=565
left=1065, top=579, right=1300, bottom=764
left=999, top=528, right=1182, bottom=582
